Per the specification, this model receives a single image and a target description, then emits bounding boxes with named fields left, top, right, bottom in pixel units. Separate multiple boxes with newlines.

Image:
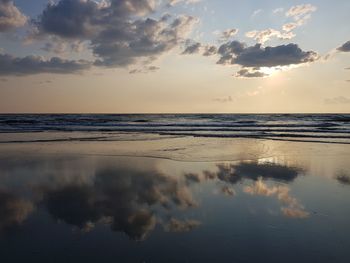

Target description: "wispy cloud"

left=325, top=96, right=350, bottom=104
left=246, top=4, right=317, bottom=44
left=251, top=9, right=262, bottom=18
left=213, top=95, right=233, bottom=103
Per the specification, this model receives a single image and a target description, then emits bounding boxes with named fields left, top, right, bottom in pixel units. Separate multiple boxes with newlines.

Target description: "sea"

left=0, top=113, right=350, bottom=144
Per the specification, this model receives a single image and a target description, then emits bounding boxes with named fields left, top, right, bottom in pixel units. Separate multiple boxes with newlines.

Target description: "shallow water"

left=0, top=141, right=350, bottom=262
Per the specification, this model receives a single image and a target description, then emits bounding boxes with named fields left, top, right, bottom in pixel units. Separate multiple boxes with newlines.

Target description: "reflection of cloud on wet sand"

left=42, top=167, right=198, bottom=241
left=196, top=162, right=301, bottom=189
left=211, top=162, right=301, bottom=183
left=163, top=218, right=201, bottom=233
left=335, top=172, right=350, bottom=185
left=221, top=186, right=236, bottom=196
left=190, top=160, right=302, bottom=189
left=0, top=157, right=307, bottom=240
left=0, top=190, right=34, bottom=231
left=186, top=161, right=307, bottom=218
left=244, top=179, right=309, bottom=218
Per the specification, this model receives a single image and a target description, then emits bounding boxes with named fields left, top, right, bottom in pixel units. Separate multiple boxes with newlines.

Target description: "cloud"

left=337, top=41, right=350, bottom=52
left=282, top=22, right=298, bottom=32
left=163, top=218, right=201, bottom=232
left=129, top=65, right=160, bottom=74
left=245, top=29, right=295, bottom=44
left=213, top=95, right=233, bottom=103
left=245, top=4, right=316, bottom=45
left=283, top=4, right=316, bottom=31
left=219, top=28, right=238, bottom=42
left=286, top=4, right=317, bottom=20
left=203, top=45, right=217, bottom=56
left=216, top=41, right=318, bottom=76
left=93, top=14, right=198, bottom=67
left=0, top=53, right=91, bottom=76
left=325, top=96, right=350, bottom=104
left=182, top=42, right=201, bottom=54
left=41, top=37, right=86, bottom=55
left=35, top=0, right=101, bottom=39
left=273, top=8, right=284, bottom=14
left=33, top=0, right=199, bottom=69
left=35, top=0, right=160, bottom=38
left=235, top=68, right=267, bottom=78
left=0, top=0, right=27, bottom=32
left=251, top=9, right=262, bottom=18
left=168, top=0, right=201, bottom=7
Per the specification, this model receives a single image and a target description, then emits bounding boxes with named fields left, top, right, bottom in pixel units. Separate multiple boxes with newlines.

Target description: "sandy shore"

left=0, top=135, right=349, bottom=262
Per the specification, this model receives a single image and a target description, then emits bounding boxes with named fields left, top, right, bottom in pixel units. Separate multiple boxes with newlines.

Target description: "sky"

left=0, top=0, right=349, bottom=113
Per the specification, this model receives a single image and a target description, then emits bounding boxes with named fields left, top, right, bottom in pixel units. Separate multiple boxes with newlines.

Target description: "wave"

left=0, top=114, right=350, bottom=144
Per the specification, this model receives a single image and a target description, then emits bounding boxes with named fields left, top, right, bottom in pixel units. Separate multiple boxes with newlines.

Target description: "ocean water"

left=0, top=114, right=350, bottom=144
left=0, top=114, right=350, bottom=263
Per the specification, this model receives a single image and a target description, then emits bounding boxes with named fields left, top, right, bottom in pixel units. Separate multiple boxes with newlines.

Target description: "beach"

left=0, top=114, right=350, bottom=262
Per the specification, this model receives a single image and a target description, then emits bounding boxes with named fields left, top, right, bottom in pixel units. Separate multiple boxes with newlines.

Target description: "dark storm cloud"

left=217, top=41, right=318, bottom=68
left=0, top=0, right=27, bottom=32
left=0, top=53, right=91, bottom=75
left=182, top=42, right=201, bottom=54
left=42, top=167, right=197, bottom=240
left=337, top=41, right=350, bottom=52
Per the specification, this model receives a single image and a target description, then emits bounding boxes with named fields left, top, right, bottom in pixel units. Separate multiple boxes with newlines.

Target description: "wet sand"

left=0, top=136, right=350, bottom=262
